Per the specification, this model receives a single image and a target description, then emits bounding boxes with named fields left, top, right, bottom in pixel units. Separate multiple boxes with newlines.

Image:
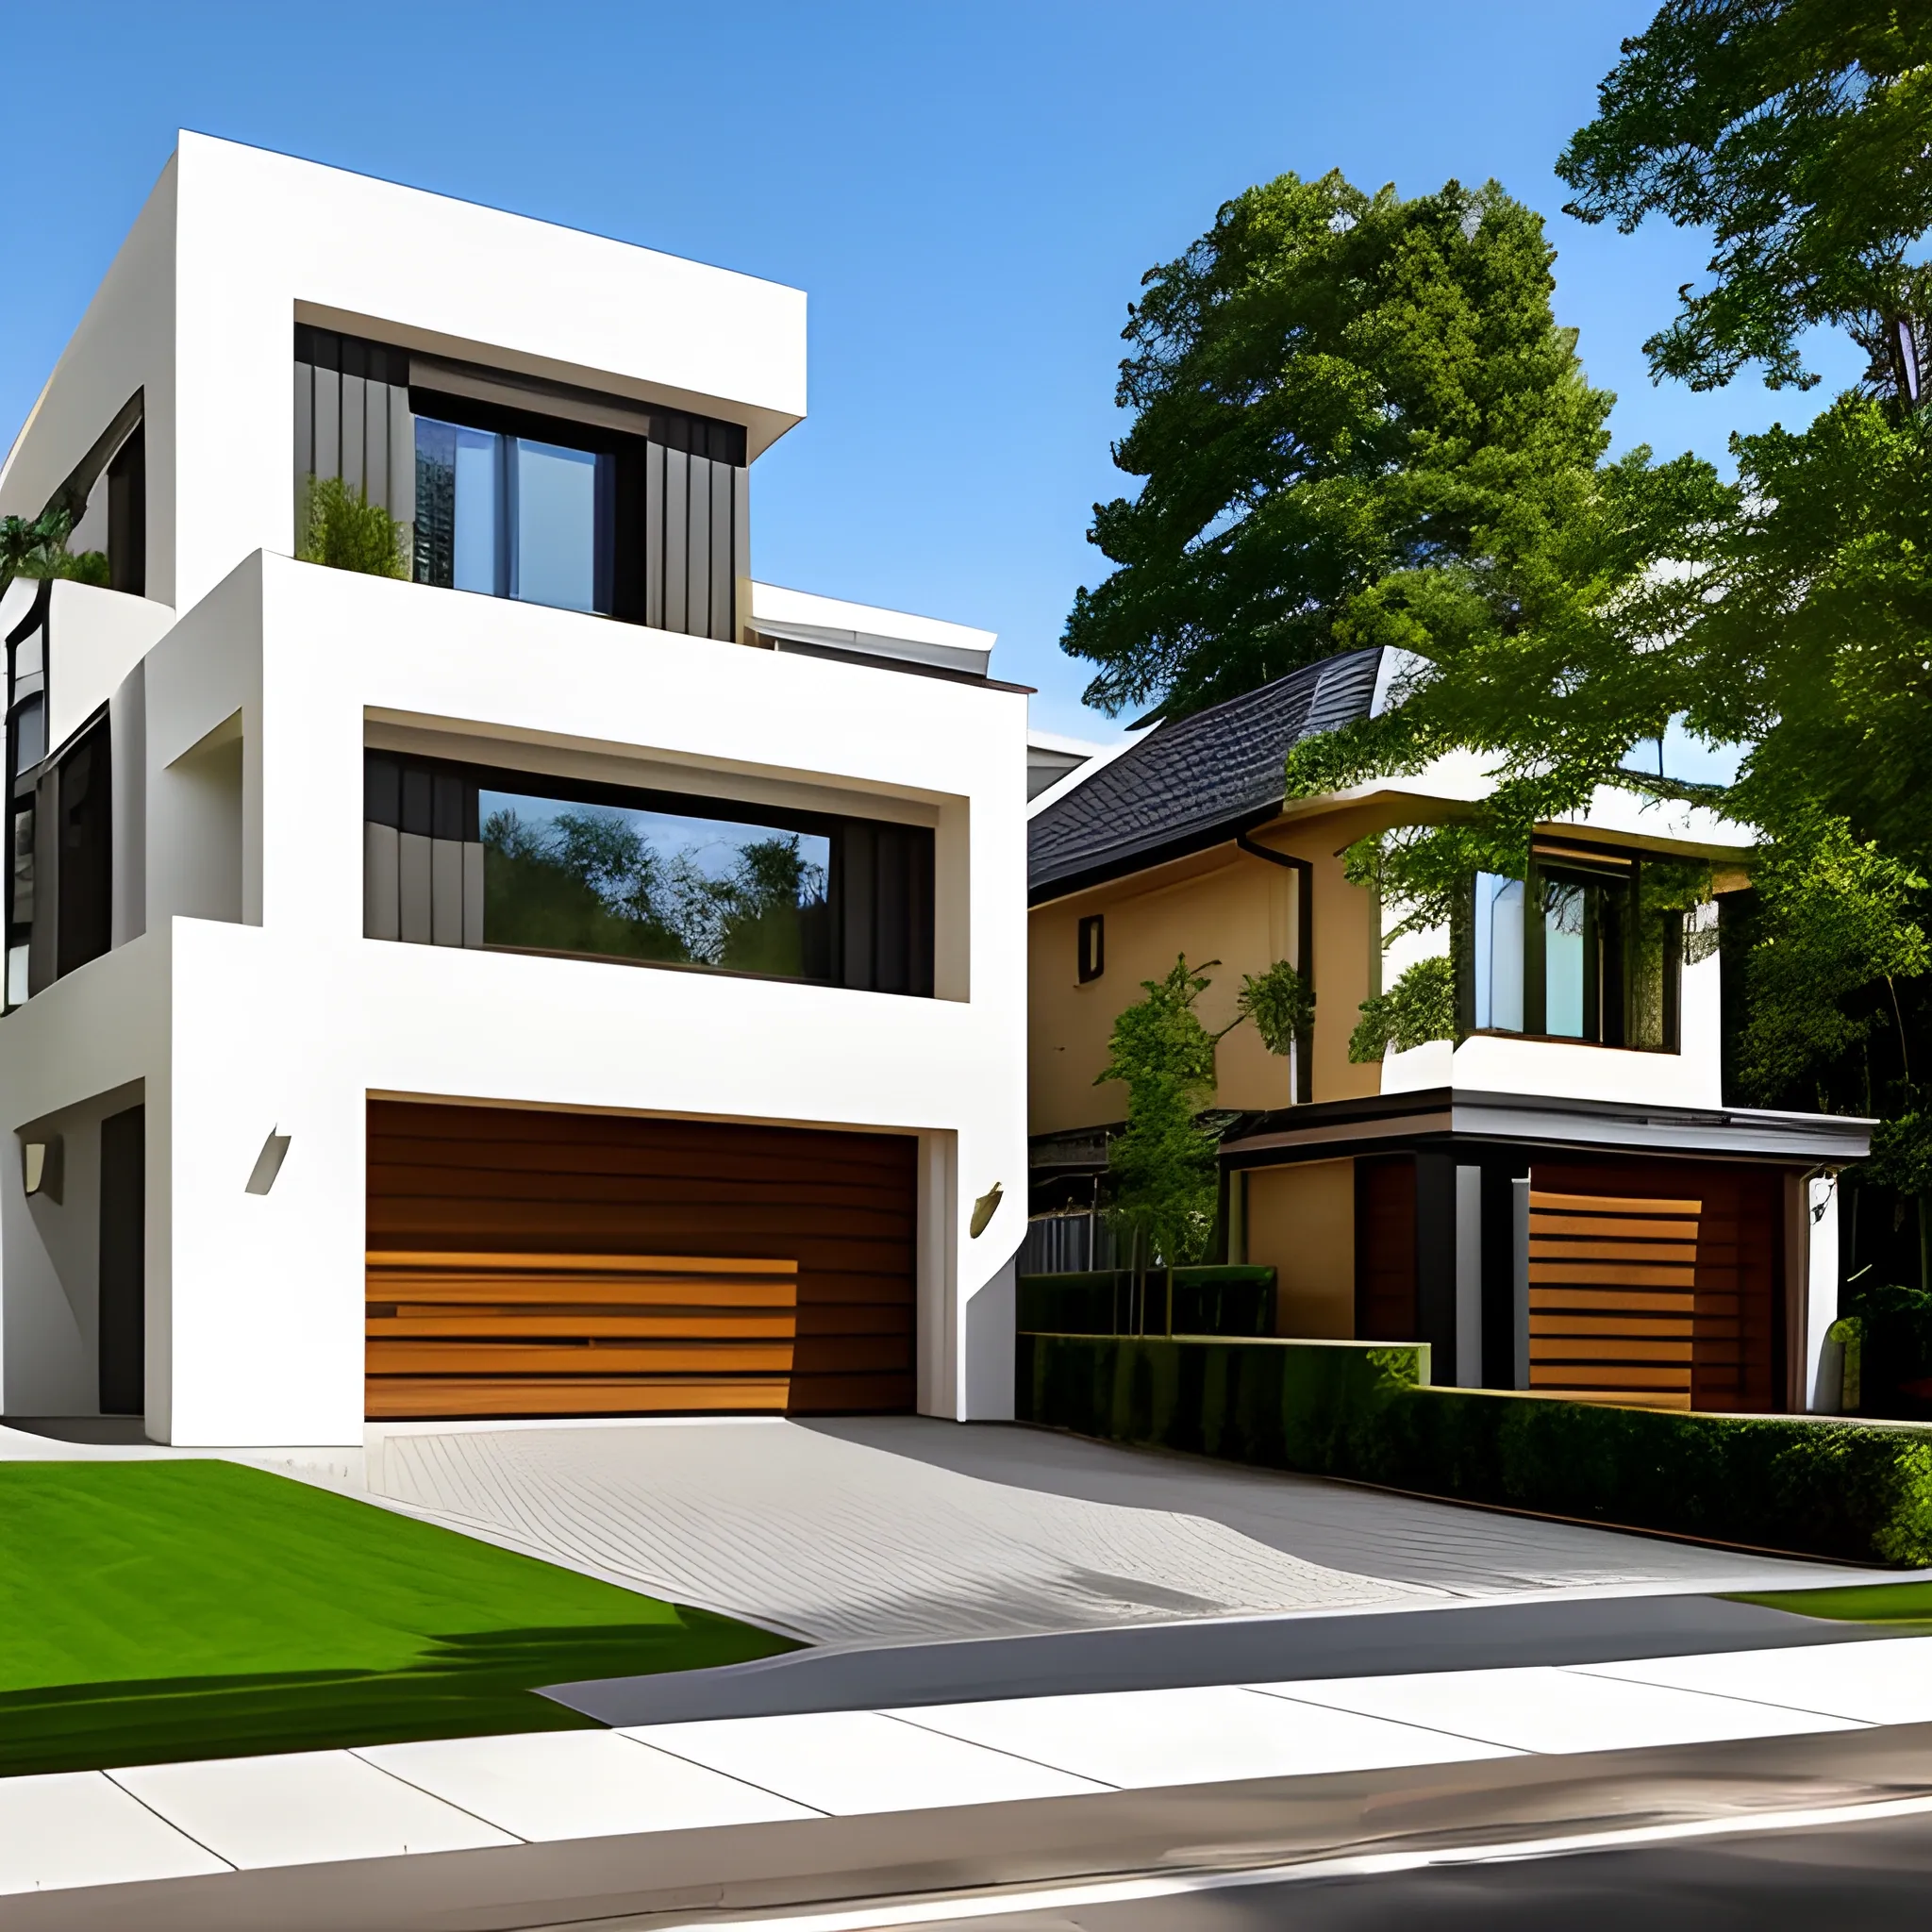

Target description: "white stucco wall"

left=1380, top=946, right=1726, bottom=1108
left=0, top=556, right=1027, bottom=1442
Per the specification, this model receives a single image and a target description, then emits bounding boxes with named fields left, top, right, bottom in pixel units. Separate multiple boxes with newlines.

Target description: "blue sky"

left=0, top=1, right=1857, bottom=741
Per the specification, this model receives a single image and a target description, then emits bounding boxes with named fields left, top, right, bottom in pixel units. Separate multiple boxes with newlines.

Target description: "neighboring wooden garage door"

left=1529, top=1158, right=1783, bottom=1413
left=366, top=1103, right=917, bottom=1419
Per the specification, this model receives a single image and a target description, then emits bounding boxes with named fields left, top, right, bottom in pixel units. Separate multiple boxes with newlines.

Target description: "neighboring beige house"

left=1025, top=646, right=1867, bottom=1416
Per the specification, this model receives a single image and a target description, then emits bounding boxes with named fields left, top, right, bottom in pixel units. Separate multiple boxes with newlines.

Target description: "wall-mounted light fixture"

left=245, top=1129, right=291, bottom=1195
left=22, top=1135, right=63, bottom=1203
left=970, top=1182, right=1004, bottom=1239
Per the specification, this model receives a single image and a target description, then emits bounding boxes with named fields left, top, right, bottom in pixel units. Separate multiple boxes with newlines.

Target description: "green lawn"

left=0, top=1459, right=794, bottom=1776
left=1730, top=1579, right=1932, bottom=1628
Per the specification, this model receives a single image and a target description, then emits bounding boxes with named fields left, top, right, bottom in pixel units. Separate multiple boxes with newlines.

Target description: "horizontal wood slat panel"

left=368, top=1278, right=800, bottom=1308
left=369, top=1314, right=800, bottom=1340
left=1529, top=1191, right=1703, bottom=1217
left=1530, top=1362, right=1691, bottom=1389
left=1528, top=1263, right=1697, bottom=1288
left=1530, top=1338, right=1693, bottom=1363
left=1528, top=1182, right=1701, bottom=1410
left=1528, top=1215, right=1701, bottom=1241
left=369, top=1250, right=798, bottom=1275
left=1530, top=1241, right=1699, bottom=1263
left=366, top=1377, right=792, bottom=1419
left=368, top=1103, right=918, bottom=1419
left=368, top=1341, right=800, bottom=1374
left=1529, top=1288, right=1694, bottom=1311
left=1532, top=1315, right=1694, bottom=1338
left=1533, top=1159, right=1782, bottom=1413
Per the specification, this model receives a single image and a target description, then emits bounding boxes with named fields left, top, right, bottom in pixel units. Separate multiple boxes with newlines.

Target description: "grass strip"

left=1729, top=1579, right=1932, bottom=1627
left=0, top=1459, right=792, bottom=1776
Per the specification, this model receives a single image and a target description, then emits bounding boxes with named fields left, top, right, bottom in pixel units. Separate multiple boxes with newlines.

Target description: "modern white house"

left=0, top=134, right=1027, bottom=1446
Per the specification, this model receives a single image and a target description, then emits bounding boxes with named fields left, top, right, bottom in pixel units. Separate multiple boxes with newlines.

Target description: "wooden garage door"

left=367, top=1103, right=917, bottom=1418
left=1526, top=1190, right=1701, bottom=1409
left=1530, top=1158, right=1783, bottom=1412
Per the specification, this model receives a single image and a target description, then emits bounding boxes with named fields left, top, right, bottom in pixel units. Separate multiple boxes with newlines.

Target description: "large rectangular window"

left=364, top=753, right=933, bottom=996
left=1464, top=848, right=1682, bottom=1051
left=481, top=787, right=832, bottom=978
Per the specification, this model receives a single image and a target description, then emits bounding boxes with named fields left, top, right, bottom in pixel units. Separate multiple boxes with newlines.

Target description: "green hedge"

left=1017, top=1266, right=1275, bottom=1340
left=1017, top=1332, right=1932, bottom=1568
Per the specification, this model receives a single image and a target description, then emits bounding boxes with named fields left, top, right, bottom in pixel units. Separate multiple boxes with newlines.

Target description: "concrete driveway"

left=364, top=1417, right=1862, bottom=1646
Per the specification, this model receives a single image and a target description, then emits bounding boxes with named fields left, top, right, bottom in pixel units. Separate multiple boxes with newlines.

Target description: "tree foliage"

left=1063, top=170, right=1616, bottom=723
left=1288, top=5, right=1932, bottom=1155
left=1557, top=1, right=1932, bottom=397
left=0, top=507, right=109, bottom=594
left=1348, top=956, right=1457, bottom=1064
left=1096, top=957, right=1224, bottom=1268
left=1095, top=953, right=1310, bottom=1268
left=1235, top=957, right=1315, bottom=1056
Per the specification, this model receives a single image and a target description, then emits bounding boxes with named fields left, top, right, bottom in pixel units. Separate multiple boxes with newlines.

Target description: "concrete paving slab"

left=1578, top=1635, right=1932, bottom=1724
left=1258, top=1663, right=1871, bottom=1754
left=358, top=1728, right=816, bottom=1840
left=0, top=1771, right=230, bottom=1895
left=887, top=1684, right=1517, bottom=1787
left=625, top=1708, right=1109, bottom=1812
left=108, top=1751, right=517, bottom=1869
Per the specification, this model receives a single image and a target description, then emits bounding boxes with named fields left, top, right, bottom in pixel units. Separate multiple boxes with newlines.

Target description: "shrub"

left=297, top=475, right=408, bottom=578
left=1018, top=1331, right=1932, bottom=1567
left=1018, top=1265, right=1276, bottom=1339
left=1, top=507, right=108, bottom=591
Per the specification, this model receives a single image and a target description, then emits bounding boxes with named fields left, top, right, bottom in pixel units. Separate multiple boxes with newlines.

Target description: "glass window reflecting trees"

left=1463, top=850, right=1685, bottom=1050
left=480, top=789, right=833, bottom=980
left=362, top=752, right=936, bottom=997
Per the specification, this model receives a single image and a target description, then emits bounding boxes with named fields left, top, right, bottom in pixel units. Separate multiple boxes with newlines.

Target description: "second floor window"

left=295, top=325, right=747, bottom=641
left=1465, top=848, right=1684, bottom=1051
left=413, top=420, right=615, bottom=615
left=364, top=752, right=935, bottom=996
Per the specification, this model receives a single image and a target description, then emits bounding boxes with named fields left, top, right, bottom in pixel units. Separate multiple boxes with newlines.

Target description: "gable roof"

left=1029, top=646, right=1384, bottom=901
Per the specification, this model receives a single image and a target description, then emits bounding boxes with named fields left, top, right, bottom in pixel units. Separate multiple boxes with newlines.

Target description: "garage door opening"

left=366, top=1103, right=917, bottom=1419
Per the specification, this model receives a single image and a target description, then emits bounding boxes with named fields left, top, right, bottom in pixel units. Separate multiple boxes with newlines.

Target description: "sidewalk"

left=7, top=1633, right=1930, bottom=1903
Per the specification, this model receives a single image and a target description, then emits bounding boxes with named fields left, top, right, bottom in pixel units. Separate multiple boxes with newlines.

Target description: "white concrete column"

left=1805, top=1173, right=1840, bottom=1413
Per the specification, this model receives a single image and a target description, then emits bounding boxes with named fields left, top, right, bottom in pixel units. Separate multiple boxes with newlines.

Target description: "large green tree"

left=1287, top=4, right=1932, bottom=1335
left=1062, top=171, right=1617, bottom=722
left=1557, top=0, right=1932, bottom=398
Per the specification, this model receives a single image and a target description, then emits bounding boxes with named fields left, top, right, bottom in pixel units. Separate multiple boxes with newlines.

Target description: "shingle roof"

left=1029, top=646, right=1384, bottom=899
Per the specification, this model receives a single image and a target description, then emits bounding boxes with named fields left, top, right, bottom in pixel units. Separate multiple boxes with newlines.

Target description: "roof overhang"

left=1221, top=1087, right=1872, bottom=1169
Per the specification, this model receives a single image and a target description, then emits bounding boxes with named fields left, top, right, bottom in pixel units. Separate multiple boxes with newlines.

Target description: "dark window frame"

left=1076, top=912, right=1105, bottom=983
left=1455, top=843, right=1685, bottom=1054
left=364, top=751, right=935, bottom=997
